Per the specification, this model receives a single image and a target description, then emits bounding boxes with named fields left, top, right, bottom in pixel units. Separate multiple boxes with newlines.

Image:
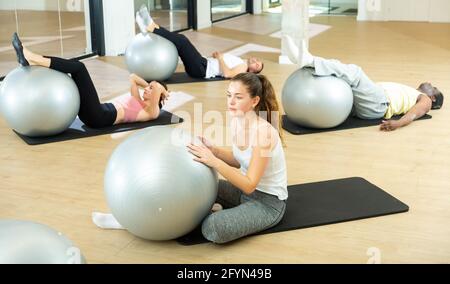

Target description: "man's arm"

left=213, top=52, right=247, bottom=78
left=380, top=94, right=432, bottom=131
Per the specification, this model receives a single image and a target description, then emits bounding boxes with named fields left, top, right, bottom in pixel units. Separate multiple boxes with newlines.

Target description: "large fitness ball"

left=125, top=33, right=179, bottom=81
left=104, top=126, right=218, bottom=241
left=0, top=66, right=80, bottom=137
left=0, top=220, right=86, bottom=264
left=282, top=68, right=354, bottom=129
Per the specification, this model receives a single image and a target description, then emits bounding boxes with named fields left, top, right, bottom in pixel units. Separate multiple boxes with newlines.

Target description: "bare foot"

left=211, top=203, right=223, bottom=213
left=22, top=47, right=50, bottom=67
left=22, top=47, right=37, bottom=66
left=147, top=22, right=160, bottom=33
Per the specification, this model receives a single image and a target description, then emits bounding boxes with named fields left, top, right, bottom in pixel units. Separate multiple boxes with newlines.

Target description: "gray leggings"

left=313, top=57, right=389, bottom=119
left=201, top=180, right=287, bottom=244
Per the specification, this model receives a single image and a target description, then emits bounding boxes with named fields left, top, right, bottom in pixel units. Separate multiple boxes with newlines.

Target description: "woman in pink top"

left=112, top=73, right=169, bottom=124
left=12, top=33, right=170, bottom=128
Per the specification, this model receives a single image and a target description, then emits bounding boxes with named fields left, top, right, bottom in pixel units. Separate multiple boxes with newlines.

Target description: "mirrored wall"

left=269, top=0, right=281, bottom=8
left=211, top=0, right=247, bottom=22
left=310, top=0, right=358, bottom=15
left=0, top=0, right=91, bottom=77
left=134, top=0, right=190, bottom=32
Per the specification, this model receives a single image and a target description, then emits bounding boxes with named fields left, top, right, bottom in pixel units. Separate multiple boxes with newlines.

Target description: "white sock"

left=92, top=212, right=125, bottom=230
left=211, top=203, right=223, bottom=213
left=136, top=12, right=149, bottom=35
left=300, top=39, right=314, bottom=68
left=139, top=4, right=154, bottom=24
left=136, top=4, right=153, bottom=34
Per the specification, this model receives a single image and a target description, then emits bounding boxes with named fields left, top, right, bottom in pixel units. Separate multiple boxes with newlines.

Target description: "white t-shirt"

left=205, top=53, right=245, bottom=79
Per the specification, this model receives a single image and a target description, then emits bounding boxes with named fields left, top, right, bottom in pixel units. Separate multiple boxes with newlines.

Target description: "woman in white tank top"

left=188, top=73, right=288, bottom=244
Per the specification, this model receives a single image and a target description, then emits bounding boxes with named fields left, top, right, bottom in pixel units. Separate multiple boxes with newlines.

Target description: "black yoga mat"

left=176, top=177, right=409, bottom=245
left=14, top=110, right=183, bottom=145
left=282, top=114, right=432, bottom=135
left=164, top=73, right=227, bottom=84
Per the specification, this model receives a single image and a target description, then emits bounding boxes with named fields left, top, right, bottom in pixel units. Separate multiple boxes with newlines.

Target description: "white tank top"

left=232, top=135, right=288, bottom=200
left=205, top=53, right=245, bottom=79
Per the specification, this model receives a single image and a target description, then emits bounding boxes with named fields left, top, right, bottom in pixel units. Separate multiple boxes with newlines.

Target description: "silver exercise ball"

left=104, top=126, right=218, bottom=241
left=125, top=33, right=179, bottom=81
left=0, top=220, right=86, bottom=264
left=282, top=68, right=354, bottom=129
left=0, top=66, right=80, bottom=137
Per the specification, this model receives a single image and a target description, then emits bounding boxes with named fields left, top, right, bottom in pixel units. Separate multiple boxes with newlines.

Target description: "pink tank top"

left=114, top=96, right=145, bottom=123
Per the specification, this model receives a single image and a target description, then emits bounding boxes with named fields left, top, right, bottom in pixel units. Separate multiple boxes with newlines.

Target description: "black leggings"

left=154, top=27, right=207, bottom=78
left=47, top=56, right=117, bottom=128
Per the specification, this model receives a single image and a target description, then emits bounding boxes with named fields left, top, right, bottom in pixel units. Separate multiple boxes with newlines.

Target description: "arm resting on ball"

left=212, top=147, right=241, bottom=168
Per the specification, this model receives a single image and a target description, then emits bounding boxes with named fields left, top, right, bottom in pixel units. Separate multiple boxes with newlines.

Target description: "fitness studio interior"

left=0, top=0, right=449, bottom=266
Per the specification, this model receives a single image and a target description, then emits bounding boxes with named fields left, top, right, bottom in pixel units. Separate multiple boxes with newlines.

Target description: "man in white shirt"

left=135, top=5, right=264, bottom=79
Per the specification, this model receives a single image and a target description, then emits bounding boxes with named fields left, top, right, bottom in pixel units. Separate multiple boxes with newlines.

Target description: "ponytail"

left=231, top=73, right=284, bottom=144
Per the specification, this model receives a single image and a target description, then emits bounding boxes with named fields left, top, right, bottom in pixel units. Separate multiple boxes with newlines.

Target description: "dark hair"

left=155, top=80, right=168, bottom=109
left=418, top=83, right=444, bottom=110
left=231, top=72, right=284, bottom=143
left=156, top=80, right=168, bottom=91
left=256, top=62, right=264, bottom=74
left=247, top=59, right=264, bottom=74
left=432, top=91, right=444, bottom=110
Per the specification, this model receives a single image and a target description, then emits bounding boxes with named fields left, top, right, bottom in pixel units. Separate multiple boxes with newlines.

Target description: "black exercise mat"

left=14, top=110, right=183, bottom=145
left=282, top=114, right=432, bottom=135
left=164, top=73, right=227, bottom=84
left=176, top=177, right=409, bottom=245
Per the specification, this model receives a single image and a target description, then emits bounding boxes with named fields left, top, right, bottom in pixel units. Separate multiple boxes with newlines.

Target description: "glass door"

left=310, top=0, right=358, bottom=16
left=269, top=0, right=281, bottom=8
left=211, top=0, right=248, bottom=22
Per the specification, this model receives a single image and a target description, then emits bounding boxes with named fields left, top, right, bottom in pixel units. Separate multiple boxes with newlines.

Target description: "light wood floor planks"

left=0, top=15, right=449, bottom=264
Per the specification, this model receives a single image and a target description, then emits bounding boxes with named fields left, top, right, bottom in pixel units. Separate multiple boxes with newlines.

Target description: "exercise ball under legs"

left=125, top=33, right=179, bottom=81
left=282, top=68, right=354, bottom=129
left=104, top=126, right=218, bottom=241
left=0, top=66, right=80, bottom=137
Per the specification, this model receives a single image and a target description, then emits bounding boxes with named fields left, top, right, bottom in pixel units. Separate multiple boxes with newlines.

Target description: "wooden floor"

left=0, top=14, right=449, bottom=264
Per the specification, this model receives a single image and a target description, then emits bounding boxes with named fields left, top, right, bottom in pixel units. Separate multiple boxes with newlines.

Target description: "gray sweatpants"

left=312, top=57, right=389, bottom=119
left=201, top=180, right=286, bottom=244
